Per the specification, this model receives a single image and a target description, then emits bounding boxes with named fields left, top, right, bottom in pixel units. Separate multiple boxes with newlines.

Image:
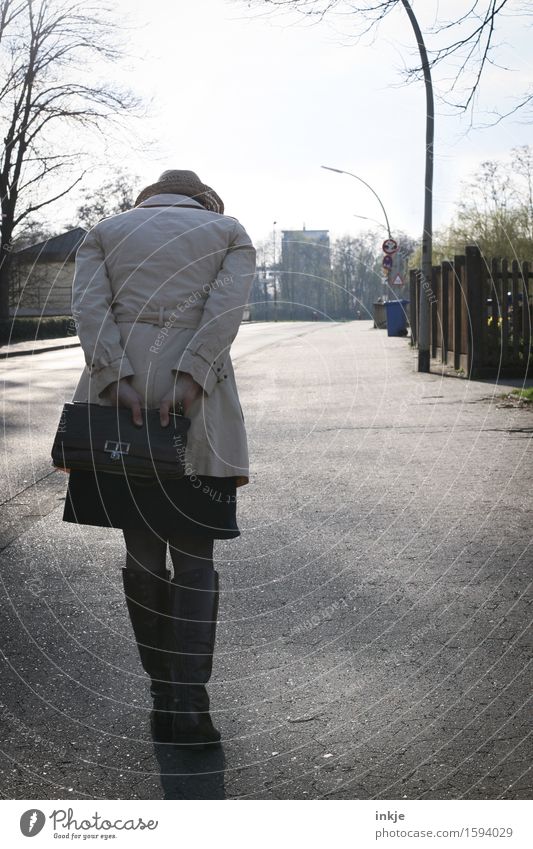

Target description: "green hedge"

left=0, top=316, right=77, bottom=345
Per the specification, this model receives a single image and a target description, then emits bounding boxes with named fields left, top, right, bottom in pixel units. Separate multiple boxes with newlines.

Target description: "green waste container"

left=373, top=302, right=387, bottom=329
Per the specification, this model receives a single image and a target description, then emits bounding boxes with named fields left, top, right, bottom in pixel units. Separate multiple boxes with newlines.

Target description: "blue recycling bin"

left=385, top=299, right=410, bottom=337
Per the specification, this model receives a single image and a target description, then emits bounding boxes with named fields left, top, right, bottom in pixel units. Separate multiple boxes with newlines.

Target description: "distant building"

left=10, top=227, right=87, bottom=315
left=280, top=228, right=331, bottom=320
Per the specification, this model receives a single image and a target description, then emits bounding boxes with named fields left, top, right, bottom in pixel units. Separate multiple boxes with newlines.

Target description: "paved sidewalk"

left=0, top=335, right=80, bottom=358
left=0, top=321, right=531, bottom=800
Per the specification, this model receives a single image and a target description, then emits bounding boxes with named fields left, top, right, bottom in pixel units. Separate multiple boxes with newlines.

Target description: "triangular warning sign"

left=392, top=274, right=403, bottom=285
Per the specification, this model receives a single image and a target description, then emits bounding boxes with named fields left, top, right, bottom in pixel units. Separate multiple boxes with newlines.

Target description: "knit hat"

left=134, top=169, right=224, bottom=213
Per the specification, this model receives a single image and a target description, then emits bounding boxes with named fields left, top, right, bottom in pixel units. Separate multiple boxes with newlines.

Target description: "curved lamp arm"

left=321, top=165, right=392, bottom=239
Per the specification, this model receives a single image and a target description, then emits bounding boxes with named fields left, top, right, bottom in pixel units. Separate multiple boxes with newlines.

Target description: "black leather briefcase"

left=51, top=402, right=191, bottom=479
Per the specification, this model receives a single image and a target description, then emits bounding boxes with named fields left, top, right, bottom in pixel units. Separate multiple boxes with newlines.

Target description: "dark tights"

left=122, top=525, right=214, bottom=579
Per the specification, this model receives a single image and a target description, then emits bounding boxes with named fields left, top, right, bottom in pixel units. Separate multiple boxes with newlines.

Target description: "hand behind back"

left=104, top=378, right=144, bottom=426
left=159, top=371, right=203, bottom=425
left=103, top=372, right=203, bottom=427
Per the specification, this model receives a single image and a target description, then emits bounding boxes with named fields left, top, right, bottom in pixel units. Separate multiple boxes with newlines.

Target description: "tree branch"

left=13, top=170, right=86, bottom=226
left=241, top=0, right=531, bottom=119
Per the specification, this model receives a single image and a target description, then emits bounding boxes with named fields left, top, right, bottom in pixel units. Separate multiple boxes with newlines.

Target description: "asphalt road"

left=0, top=320, right=531, bottom=800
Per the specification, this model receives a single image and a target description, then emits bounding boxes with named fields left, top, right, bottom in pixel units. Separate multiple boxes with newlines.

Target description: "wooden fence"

left=409, top=245, right=533, bottom=378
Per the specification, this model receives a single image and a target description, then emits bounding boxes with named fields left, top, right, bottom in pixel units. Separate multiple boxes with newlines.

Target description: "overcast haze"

left=70, top=0, right=533, bottom=246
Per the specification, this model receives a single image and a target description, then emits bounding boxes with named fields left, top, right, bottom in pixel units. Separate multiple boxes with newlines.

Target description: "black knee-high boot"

left=121, top=568, right=174, bottom=743
left=169, top=567, right=221, bottom=748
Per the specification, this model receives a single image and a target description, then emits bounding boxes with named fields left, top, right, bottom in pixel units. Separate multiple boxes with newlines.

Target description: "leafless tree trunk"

left=0, top=0, right=141, bottom=320
left=400, top=0, right=433, bottom=371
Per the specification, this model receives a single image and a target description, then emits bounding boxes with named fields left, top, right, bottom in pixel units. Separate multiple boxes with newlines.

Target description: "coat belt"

left=112, top=306, right=201, bottom=328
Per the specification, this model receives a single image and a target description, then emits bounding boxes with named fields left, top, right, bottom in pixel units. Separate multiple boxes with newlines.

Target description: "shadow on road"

left=154, top=743, right=226, bottom=800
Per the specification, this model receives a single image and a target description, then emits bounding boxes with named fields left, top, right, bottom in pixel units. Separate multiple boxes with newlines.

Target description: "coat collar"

left=136, top=193, right=205, bottom=209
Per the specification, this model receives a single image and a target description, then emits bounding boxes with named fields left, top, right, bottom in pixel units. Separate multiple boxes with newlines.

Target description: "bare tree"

left=9, top=217, right=59, bottom=250
left=332, top=232, right=382, bottom=317
left=0, top=0, right=141, bottom=320
left=417, top=146, right=533, bottom=262
left=64, top=170, right=140, bottom=230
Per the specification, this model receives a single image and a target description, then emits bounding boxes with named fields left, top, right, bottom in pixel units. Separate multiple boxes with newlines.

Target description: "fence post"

left=501, top=258, right=509, bottom=364
left=409, top=269, right=418, bottom=346
left=441, top=260, right=451, bottom=364
left=511, top=259, right=520, bottom=360
left=453, top=255, right=464, bottom=371
left=431, top=265, right=439, bottom=359
left=522, top=261, right=531, bottom=375
left=465, top=245, right=484, bottom=377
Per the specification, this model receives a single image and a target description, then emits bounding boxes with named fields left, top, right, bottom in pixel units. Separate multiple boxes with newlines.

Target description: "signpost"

left=382, top=238, right=400, bottom=292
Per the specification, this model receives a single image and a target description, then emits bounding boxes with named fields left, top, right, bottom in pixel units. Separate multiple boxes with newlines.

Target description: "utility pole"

left=400, top=0, right=434, bottom=373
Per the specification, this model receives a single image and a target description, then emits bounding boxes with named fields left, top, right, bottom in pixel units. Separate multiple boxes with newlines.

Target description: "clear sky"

left=66, top=0, right=533, bottom=247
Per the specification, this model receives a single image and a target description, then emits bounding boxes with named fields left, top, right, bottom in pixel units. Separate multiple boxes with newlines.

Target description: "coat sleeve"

left=71, top=225, right=135, bottom=398
left=175, top=220, right=256, bottom=395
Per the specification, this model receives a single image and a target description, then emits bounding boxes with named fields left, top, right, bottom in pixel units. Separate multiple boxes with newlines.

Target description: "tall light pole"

left=322, top=165, right=392, bottom=238
left=400, top=0, right=434, bottom=373
left=353, top=213, right=391, bottom=230
left=323, top=2, right=433, bottom=372
left=322, top=165, right=394, bottom=291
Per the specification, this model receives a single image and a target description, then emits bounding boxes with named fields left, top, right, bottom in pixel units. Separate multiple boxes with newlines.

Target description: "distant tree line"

left=248, top=230, right=416, bottom=321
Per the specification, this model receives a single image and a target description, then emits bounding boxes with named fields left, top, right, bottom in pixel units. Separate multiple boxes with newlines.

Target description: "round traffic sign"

left=382, top=238, right=398, bottom=255
left=382, top=255, right=393, bottom=269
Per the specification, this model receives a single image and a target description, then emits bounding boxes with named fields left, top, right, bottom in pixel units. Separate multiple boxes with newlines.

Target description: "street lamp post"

left=322, top=165, right=394, bottom=292
left=353, top=213, right=391, bottom=230
left=323, top=0, right=435, bottom=376
left=400, top=0, right=434, bottom=373
left=322, top=165, right=392, bottom=239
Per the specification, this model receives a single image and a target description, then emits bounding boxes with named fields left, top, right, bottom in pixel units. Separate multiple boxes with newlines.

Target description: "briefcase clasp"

left=104, top=440, right=131, bottom=460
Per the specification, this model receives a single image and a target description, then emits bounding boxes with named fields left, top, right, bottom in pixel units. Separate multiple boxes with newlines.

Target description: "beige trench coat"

left=70, top=193, right=257, bottom=487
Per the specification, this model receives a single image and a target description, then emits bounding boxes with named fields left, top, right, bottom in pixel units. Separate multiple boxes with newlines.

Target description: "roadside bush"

left=0, top=316, right=77, bottom=345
